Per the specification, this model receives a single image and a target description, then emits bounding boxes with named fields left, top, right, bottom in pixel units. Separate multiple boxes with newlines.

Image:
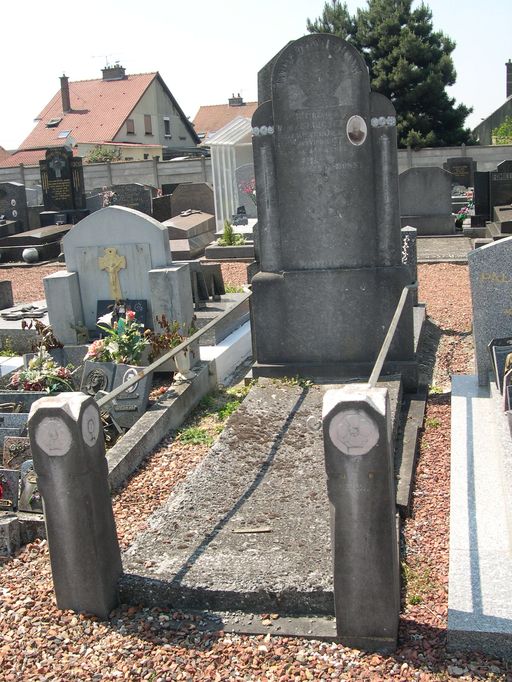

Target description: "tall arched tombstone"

left=28, top=393, right=122, bottom=619
left=250, top=34, right=416, bottom=387
left=322, top=385, right=400, bottom=653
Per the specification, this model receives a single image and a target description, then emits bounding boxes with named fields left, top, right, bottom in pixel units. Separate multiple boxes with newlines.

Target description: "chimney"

left=228, top=93, right=244, bottom=107
left=60, top=74, right=71, bottom=113
left=102, top=63, right=126, bottom=81
left=507, top=60, right=512, bottom=99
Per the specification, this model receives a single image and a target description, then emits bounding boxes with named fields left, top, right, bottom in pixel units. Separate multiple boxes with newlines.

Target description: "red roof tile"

left=18, top=73, right=157, bottom=150
left=193, top=102, right=258, bottom=139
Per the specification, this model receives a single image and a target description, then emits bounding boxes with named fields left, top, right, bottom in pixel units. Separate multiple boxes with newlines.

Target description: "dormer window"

left=46, top=118, right=62, bottom=128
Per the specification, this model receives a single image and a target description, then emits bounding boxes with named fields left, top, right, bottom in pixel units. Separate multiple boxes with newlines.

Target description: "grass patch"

left=177, top=426, right=214, bottom=446
left=402, top=561, right=435, bottom=605
left=225, top=284, right=245, bottom=294
left=424, top=416, right=441, bottom=429
left=428, top=384, right=443, bottom=395
left=272, top=375, right=313, bottom=389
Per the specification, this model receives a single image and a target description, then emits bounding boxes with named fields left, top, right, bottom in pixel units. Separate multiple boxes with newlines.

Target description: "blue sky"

left=1, top=0, right=510, bottom=149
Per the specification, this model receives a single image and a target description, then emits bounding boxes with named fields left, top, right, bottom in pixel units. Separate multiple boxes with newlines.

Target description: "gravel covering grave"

left=1, top=261, right=511, bottom=680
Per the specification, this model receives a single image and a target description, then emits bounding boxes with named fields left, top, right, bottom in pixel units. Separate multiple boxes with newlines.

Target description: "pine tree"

left=306, top=0, right=473, bottom=148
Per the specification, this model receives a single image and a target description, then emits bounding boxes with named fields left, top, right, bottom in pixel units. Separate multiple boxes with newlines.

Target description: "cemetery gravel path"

left=1, top=262, right=511, bottom=681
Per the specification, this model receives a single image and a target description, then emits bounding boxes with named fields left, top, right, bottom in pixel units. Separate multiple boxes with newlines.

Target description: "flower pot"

left=174, top=349, right=196, bottom=382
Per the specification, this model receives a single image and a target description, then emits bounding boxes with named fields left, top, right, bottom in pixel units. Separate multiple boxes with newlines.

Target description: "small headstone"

left=92, top=183, right=153, bottom=215
left=170, top=183, right=215, bottom=217
left=399, top=167, right=453, bottom=235
left=0, top=514, right=20, bottom=556
left=473, top=171, right=491, bottom=221
left=444, top=157, right=475, bottom=189
left=468, top=237, right=512, bottom=385
left=0, top=182, right=29, bottom=230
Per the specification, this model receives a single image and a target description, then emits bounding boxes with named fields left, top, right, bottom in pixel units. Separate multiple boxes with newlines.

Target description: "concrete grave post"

left=322, top=385, right=399, bottom=652
left=28, top=393, right=122, bottom=618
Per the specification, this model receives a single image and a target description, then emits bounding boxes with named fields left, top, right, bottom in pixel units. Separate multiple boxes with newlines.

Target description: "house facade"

left=0, top=65, right=199, bottom=168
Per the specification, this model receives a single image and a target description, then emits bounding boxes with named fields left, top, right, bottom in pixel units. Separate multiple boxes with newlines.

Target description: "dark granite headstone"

left=490, top=166, right=512, bottom=212
left=473, top=171, right=490, bottom=221
left=444, top=157, right=475, bottom=189
left=250, top=34, right=415, bottom=386
left=39, top=147, right=85, bottom=212
left=151, top=194, right=173, bottom=222
left=170, top=183, right=215, bottom=217
left=91, top=184, right=153, bottom=215
left=0, top=182, right=29, bottom=230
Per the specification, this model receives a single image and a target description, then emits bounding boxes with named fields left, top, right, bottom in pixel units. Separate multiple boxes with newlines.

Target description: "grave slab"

left=121, top=379, right=403, bottom=617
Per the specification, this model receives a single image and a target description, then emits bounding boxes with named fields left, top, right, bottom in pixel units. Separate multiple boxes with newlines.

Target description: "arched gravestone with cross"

left=250, top=34, right=416, bottom=387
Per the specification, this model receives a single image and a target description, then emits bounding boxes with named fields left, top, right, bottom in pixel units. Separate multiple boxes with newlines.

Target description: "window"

left=126, top=118, right=135, bottom=134
left=143, top=154, right=149, bottom=160
left=144, top=114, right=153, bottom=135
left=58, top=130, right=71, bottom=138
left=163, top=117, right=171, bottom=137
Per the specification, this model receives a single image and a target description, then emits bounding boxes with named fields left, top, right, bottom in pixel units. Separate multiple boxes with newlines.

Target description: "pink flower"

left=126, top=310, right=136, bottom=321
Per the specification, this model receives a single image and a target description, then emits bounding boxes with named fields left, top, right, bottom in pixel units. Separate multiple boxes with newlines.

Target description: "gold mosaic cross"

left=98, top=247, right=126, bottom=301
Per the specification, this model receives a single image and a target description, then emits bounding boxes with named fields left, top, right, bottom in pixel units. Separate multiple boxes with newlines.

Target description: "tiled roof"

left=0, top=147, right=78, bottom=168
left=18, top=73, right=158, bottom=150
left=0, top=147, right=11, bottom=162
left=193, top=102, right=258, bottom=140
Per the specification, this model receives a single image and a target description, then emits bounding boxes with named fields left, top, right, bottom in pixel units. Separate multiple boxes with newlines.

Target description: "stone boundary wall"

left=1, top=144, right=511, bottom=191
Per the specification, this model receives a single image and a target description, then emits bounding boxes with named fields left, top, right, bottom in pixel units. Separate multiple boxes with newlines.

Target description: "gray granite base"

left=448, top=375, right=512, bottom=659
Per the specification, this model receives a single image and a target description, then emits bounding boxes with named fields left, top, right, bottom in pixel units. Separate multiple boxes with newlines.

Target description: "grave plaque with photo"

left=110, top=364, right=152, bottom=428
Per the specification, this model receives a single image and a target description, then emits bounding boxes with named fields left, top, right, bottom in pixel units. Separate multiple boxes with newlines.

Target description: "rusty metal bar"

left=368, top=283, right=418, bottom=389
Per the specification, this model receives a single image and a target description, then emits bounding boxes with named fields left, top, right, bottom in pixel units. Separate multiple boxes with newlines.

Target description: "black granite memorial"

left=92, top=184, right=154, bottom=215
left=40, top=147, right=86, bottom=213
left=250, top=34, right=416, bottom=388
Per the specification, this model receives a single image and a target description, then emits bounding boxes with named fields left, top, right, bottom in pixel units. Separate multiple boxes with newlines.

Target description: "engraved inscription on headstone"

left=0, top=182, right=29, bottom=229
left=328, top=409, right=379, bottom=455
left=40, top=147, right=85, bottom=212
